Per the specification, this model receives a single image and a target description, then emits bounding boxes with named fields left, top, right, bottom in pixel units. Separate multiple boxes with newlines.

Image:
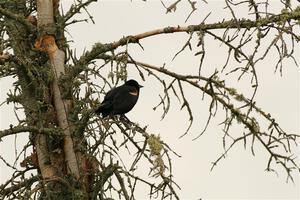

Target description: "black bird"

left=95, top=79, right=143, bottom=117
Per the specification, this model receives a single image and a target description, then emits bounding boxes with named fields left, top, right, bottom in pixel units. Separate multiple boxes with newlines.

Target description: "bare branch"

left=72, top=7, right=300, bottom=78
left=0, top=125, right=61, bottom=140
left=0, top=7, right=36, bottom=32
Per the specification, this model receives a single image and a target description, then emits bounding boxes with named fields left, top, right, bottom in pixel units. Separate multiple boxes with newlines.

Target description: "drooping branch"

left=90, top=53, right=299, bottom=179
left=72, top=6, right=300, bottom=77
left=0, top=175, right=39, bottom=197
left=132, top=60, right=300, bottom=179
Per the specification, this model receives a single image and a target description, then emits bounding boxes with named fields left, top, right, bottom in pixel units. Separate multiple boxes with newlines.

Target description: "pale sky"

left=0, top=1, right=299, bottom=199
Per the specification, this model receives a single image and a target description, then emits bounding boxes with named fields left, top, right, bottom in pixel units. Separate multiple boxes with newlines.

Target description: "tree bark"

left=36, top=0, right=80, bottom=179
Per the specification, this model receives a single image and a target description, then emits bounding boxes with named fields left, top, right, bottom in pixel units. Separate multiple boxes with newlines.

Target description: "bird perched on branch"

left=95, top=79, right=143, bottom=117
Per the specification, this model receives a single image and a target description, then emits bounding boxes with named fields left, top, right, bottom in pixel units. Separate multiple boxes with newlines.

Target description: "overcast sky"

left=0, top=1, right=299, bottom=199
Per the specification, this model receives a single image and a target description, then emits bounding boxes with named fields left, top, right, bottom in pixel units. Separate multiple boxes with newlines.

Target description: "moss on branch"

left=72, top=7, right=300, bottom=79
left=0, top=7, right=36, bottom=32
left=0, top=125, right=62, bottom=140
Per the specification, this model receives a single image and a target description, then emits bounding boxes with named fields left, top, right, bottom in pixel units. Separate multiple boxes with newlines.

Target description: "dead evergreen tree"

left=0, top=0, right=299, bottom=199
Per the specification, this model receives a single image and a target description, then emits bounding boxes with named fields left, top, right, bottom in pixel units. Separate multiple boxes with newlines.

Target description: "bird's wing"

left=96, top=84, right=139, bottom=116
left=111, top=86, right=138, bottom=114
left=111, top=86, right=131, bottom=104
left=95, top=86, right=120, bottom=114
left=103, top=86, right=120, bottom=101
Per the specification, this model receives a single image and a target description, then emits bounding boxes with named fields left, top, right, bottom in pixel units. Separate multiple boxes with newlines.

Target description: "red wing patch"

left=129, top=91, right=138, bottom=96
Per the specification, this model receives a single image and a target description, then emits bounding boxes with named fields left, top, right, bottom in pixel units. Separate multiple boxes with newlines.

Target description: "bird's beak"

left=139, top=85, right=143, bottom=88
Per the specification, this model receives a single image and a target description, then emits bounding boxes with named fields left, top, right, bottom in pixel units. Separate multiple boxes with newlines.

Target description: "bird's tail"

left=94, top=106, right=102, bottom=114
left=95, top=103, right=109, bottom=117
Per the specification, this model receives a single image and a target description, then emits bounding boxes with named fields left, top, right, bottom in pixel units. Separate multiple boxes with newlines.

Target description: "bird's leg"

left=111, top=115, right=118, bottom=121
left=120, top=115, right=139, bottom=133
left=120, top=114, right=132, bottom=123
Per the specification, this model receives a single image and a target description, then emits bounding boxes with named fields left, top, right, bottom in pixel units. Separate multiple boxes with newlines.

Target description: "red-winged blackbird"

left=95, top=79, right=143, bottom=117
